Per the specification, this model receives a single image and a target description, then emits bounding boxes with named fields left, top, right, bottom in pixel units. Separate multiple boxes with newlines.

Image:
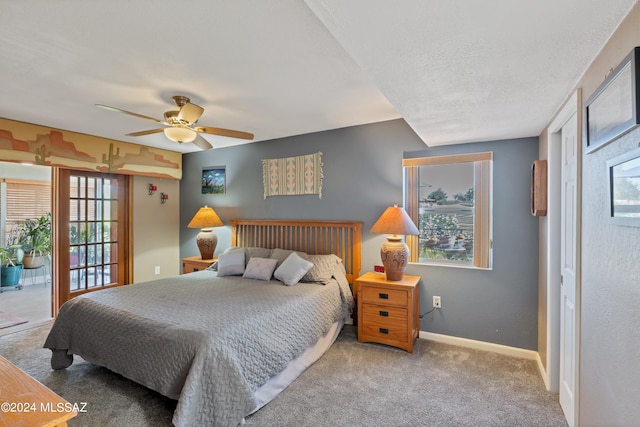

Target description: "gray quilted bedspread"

left=44, top=271, right=353, bottom=427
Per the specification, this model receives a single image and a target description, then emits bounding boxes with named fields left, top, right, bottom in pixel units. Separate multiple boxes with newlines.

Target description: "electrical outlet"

left=433, top=295, right=442, bottom=308
left=154, top=266, right=160, bottom=275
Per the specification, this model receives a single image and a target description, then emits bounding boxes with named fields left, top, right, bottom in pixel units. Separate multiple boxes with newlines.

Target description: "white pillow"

left=242, top=257, right=278, bottom=281
left=274, top=252, right=314, bottom=286
left=217, top=250, right=246, bottom=276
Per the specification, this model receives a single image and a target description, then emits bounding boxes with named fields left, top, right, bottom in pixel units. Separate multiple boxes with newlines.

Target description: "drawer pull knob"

left=379, top=328, right=389, bottom=334
left=379, top=310, right=389, bottom=317
left=379, top=293, right=389, bottom=299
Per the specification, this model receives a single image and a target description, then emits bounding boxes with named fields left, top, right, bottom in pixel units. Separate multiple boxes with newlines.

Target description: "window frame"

left=403, top=152, right=493, bottom=269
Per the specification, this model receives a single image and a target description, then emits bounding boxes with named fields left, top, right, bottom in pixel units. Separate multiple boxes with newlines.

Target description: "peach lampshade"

left=187, top=206, right=223, bottom=260
left=370, top=204, right=419, bottom=281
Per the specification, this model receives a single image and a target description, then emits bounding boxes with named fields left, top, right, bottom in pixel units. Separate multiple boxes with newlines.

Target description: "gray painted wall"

left=580, top=126, right=640, bottom=426
left=555, top=4, right=640, bottom=424
left=404, top=138, right=539, bottom=350
left=181, top=119, right=539, bottom=350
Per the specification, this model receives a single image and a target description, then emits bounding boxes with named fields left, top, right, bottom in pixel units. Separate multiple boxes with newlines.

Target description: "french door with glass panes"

left=54, top=169, right=130, bottom=307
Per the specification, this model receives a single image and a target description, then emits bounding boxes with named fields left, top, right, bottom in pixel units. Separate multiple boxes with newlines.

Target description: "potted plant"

left=21, top=212, right=52, bottom=269
left=0, top=247, right=23, bottom=290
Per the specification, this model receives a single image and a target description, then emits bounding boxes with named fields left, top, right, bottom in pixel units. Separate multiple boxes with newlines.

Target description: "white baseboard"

left=419, top=330, right=539, bottom=360
left=536, top=353, right=551, bottom=390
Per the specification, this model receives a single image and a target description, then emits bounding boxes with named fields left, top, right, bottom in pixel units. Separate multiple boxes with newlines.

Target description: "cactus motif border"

left=0, top=118, right=182, bottom=179
left=262, top=152, right=323, bottom=198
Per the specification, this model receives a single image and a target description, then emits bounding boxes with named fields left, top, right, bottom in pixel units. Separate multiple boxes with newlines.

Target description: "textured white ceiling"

left=305, top=0, right=639, bottom=146
left=0, top=0, right=637, bottom=153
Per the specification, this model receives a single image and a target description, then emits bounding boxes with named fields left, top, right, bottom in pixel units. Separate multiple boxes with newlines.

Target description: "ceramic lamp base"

left=196, top=228, right=218, bottom=260
left=380, top=236, right=409, bottom=281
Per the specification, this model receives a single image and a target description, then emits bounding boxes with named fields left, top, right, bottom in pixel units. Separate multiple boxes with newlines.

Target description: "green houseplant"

left=0, top=246, right=23, bottom=290
left=21, top=212, right=52, bottom=269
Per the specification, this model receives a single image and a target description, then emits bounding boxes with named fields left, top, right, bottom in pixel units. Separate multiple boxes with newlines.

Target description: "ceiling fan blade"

left=178, top=102, right=204, bottom=124
left=96, top=104, right=163, bottom=123
left=126, top=128, right=165, bottom=137
left=195, top=126, right=254, bottom=140
left=192, top=134, right=213, bottom=150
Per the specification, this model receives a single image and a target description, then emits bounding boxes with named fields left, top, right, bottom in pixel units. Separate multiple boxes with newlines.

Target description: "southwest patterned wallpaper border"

left=0, top=118, right=182, bottom=180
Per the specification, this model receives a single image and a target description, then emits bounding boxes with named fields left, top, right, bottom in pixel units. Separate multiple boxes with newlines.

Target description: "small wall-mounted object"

left=531, top=160, right=547, bottom=216
left=585, top=46, right=640, bottom=153
left=160, top=192, right=169, bottom=204
left=148, top=183, right=157, bottom=195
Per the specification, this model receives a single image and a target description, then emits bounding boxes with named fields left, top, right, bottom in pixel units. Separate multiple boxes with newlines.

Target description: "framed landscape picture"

left=202, top=166, right=226, bottom=194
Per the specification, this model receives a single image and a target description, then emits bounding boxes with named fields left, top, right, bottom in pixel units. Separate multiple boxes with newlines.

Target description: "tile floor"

left=0, top=268, right=52, bottom=336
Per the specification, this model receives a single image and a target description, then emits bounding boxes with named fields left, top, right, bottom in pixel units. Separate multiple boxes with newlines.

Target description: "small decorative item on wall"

left=531, top=160, right=547, bottom=216
left=262, top=152, right=323, bottom=198
left=607, top=146, right=640, bottom=226
left=202, top=167, right=226, bottom=194
left=585, top=46, right=640, bottom=153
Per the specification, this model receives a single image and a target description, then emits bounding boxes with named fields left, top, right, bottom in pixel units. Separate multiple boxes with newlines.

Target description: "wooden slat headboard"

left=231, top=219, right=362, bottom=284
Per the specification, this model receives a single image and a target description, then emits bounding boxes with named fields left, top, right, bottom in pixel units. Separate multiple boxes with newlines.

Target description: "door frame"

left=542, top=89, right=581, bottom=425
left=51, top=168, right=133, bottom=313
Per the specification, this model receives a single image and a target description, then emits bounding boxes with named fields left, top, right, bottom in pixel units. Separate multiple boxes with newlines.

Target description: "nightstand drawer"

left=360, top=286, right=407, bottom=307
left=361, top=305, right=408, bottom=342
left=182, top=256, right=217, bottom=274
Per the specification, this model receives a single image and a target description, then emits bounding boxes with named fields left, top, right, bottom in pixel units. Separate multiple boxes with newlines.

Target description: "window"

left=403, top=152, right=493, bottom=269
left=2, top=179, right=51, bottom=246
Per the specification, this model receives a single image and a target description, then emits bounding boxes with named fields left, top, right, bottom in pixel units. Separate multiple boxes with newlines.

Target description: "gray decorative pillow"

left=270, top=248, right=309, bottom=268
left=224, top=246, right=273, bottom=266
left=301, top=254, right=341, bottom=283
left=274, top=252, right=314, bottom=286
left=243, top=257, right=278, bottom=281
left=245, top=247, right=273, bottom=262
left=217, top=250, right=245, bottom=276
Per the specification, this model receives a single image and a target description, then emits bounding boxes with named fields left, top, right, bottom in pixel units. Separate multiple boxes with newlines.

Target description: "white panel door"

left=559, top=112, right=578, bottom=427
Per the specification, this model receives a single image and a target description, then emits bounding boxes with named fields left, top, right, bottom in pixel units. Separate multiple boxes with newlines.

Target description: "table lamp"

left=187, top=206, right=223, bottom=260
left=370, top=204, right=419, bottom=281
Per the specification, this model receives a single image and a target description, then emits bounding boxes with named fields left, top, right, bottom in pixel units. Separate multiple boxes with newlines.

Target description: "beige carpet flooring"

left=0, top=325, right=567, bottom=426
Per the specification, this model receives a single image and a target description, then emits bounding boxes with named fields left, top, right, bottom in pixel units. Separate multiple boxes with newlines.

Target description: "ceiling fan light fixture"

left=164, top=126, right=197, bottom=143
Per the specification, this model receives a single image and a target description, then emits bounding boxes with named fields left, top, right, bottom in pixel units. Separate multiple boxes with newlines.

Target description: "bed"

left=44, top=219, right=362, bottom=427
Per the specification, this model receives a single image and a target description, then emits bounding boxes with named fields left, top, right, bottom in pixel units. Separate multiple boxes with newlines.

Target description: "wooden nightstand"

left=182, top=256, right=217, bottom=274
left=356, top=272, right=420, bottom=353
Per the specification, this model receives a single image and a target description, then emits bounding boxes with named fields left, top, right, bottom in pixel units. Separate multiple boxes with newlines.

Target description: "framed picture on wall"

left=607, top=146, right=640, bottom=226
left=585, top=46, right=640, bottom=153
left=202, top=166, right=226, bottom=194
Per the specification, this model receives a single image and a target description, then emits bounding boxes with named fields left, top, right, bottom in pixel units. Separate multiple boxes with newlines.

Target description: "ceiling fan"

left=96, top=95, right=254, bottom=150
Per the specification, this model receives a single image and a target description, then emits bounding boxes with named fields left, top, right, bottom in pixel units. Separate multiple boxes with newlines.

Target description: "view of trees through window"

left=417, top=162, right=475, bottom=264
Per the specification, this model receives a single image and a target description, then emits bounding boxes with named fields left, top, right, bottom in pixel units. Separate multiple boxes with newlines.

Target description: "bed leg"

left=50, top=349, right=73, bottom=370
